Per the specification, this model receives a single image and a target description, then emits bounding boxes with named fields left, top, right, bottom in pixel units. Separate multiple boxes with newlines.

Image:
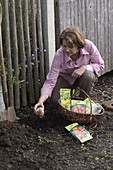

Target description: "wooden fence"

left=1, top=0, right=48, bottom=109
left=55, top=0, right=113, bottom=74
left=1, top=0, right=113, bottom=110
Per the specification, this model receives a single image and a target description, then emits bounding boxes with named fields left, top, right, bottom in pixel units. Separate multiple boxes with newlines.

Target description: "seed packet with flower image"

left=60, top=88, right=71, bottom=110
left=71, top=100, right=86, bottom=113
left=70, top=98, right=103, bottom=115
left=65, top=122, right=93, bottom=143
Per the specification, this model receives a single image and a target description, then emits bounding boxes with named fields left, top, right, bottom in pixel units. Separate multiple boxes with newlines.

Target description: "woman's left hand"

left=71, top=65, right=87, bottom=78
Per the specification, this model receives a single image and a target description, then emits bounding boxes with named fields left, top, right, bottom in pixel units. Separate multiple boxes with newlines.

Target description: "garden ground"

left=0, top=71, right=113, bottom=170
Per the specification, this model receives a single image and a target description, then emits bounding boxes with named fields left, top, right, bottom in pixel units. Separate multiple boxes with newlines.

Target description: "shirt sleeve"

left=88, top=41, right=104, bottom=75
left=41, top=50, right=62, bottom=97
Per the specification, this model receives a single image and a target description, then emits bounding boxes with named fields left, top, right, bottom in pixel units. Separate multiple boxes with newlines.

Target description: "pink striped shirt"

left=41, top=39, right=104, bottom=97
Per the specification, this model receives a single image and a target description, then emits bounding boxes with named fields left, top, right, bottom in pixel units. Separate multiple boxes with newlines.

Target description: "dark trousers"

left=51, top=70, right=97, bottom=105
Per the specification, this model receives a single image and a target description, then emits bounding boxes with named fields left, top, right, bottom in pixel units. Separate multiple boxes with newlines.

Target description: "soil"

left=0, top=71, right=113, bottom=170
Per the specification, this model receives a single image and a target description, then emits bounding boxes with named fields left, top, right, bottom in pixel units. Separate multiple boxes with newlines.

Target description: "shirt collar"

left=80, top=48, right=89, bottom=55
left=64, top=48, right=89, bottom=63
left=64, top=53, right=72, bottom=63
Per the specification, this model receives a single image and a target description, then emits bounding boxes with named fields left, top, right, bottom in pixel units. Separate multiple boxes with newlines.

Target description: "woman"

left=34, top=27, right=104, bottom=116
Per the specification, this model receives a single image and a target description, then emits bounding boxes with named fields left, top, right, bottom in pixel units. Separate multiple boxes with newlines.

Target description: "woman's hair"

left=59, top=27, right=86, bottom=49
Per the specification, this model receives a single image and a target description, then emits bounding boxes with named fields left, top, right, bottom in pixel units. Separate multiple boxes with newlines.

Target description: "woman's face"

left=62, top=40, right=79, bottom=57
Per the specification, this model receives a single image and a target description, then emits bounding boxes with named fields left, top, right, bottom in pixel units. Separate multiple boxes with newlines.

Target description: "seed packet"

left=60, top=88, right=71, bottom=110
left=71, top=98, right=103, bottom=115
left=71, top=100, right=86, bottom=113
left=65, top=122, right=93, bottom=143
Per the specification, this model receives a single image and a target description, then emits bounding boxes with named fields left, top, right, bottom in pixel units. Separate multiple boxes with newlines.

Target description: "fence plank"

left=30, top=0, right=39, bottom=101
left=23, top=0, right=35, bottom=104
left=36, top=0, right=45, bottom=85
left=10, top=0, right=20, bottom=109
left=109, top=0, right=113, bottom=69
left=2, top=0, right=14, bottom=106
left=54, top=0, right=60, bottom=48
left=104, top=0, right=109, bottom=71
left=16, top=0, right=27, bottom=106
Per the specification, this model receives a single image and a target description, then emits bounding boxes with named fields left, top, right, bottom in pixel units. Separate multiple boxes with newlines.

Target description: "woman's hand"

left=71, top=65, right=87, bottom=78
left=34, top=95, right=48, bottom=118
left=34, top=102, right=45, bottom=118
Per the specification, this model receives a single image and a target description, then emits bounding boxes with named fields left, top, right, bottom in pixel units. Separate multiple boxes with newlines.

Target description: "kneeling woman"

left=34, top=27, right=104, bottom=116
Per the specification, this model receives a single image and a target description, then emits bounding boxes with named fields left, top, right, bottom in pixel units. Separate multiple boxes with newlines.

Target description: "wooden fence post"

left=10, top=0, right=20, bottom=109
left=0, top=4, right=5, bottom=121
left=16, top=0, right=27, bottom=106
left=30, top=0, right=39, bottom=101
left=41, top=0, right=55, bottom=72
left=2, top=0, right=14, bottom=106
left=23, top=0, right=35, bottom=104
left=37, top=0, right=45, bottom=85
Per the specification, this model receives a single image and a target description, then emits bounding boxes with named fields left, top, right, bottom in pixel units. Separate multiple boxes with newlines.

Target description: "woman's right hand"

left=34, top=102, right=45, bottom=118
left=34, top=95, right=48, bottom=117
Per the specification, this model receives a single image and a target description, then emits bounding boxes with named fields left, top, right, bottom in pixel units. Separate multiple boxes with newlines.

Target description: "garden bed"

left=0, top=71, right=113, bottom=170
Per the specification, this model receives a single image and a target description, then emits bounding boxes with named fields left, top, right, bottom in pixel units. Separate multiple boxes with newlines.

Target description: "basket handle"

left=72, top=87, right=92, bottom=116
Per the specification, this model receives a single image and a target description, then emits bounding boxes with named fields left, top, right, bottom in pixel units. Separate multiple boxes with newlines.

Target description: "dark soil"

left=0, top=71, right=113, bottom=170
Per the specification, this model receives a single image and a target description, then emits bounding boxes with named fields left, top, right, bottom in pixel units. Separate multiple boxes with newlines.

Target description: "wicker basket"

left=58, top=88, right=104, bottom=124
